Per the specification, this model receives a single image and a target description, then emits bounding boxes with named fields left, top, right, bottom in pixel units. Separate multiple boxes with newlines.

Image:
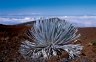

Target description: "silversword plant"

left=19, top=18, right=83, bottom=62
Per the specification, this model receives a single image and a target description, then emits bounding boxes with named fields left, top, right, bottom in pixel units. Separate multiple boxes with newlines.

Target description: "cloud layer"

left=60, top=16, right=96, bottom=27
left=0, top=16, right=96, bottom=27
left=0, top=17, right=35, bottom=25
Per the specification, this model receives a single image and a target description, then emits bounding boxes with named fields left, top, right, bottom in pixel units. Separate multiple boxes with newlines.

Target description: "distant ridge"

left=0, top=20, right=36, bottom=37
left=15, top=21, right=36, bottom=26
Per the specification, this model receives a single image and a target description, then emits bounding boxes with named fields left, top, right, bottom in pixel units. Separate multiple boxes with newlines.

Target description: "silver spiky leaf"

left=19, top=18, right=82, bottom=62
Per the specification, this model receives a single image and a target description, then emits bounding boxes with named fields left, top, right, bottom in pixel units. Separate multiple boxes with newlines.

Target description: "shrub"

left=91, top=40, right=96, bottom=46
left=19, top=18, right=82, bottom=62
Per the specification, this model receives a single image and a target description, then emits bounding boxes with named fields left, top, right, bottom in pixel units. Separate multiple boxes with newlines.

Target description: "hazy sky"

left=0, top=0, right=96, bottom=16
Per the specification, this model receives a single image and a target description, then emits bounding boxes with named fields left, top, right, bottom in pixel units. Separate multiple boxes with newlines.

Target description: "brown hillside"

left=0, top=25, right=96, bottom=62
left=0, top=24, right=32, bottom=62
left=71, top=27, right=96, bottom=62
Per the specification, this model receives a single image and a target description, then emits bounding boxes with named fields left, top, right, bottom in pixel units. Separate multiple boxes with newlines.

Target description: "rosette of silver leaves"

left=19, top=18, right=83, bottom=62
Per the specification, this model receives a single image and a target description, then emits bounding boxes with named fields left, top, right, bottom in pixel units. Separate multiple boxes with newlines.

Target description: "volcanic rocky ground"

left=0, top=23, right=96, bottom=62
